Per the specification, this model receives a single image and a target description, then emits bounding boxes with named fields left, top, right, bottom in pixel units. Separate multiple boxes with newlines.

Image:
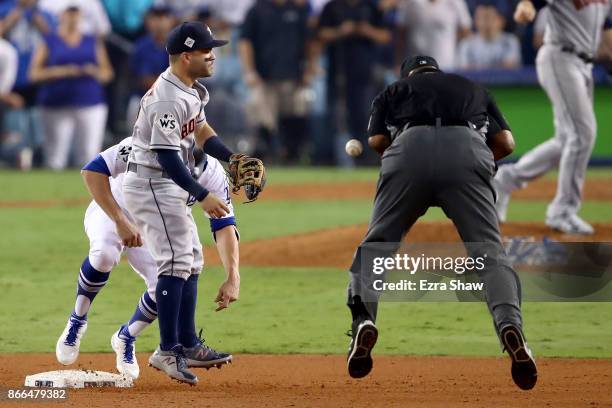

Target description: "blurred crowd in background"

left=0, top=0, right=609, bottom=169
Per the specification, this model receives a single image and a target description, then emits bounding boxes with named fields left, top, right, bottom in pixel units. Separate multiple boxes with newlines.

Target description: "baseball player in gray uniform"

left=494, top=0, right=612, bottom=234
left=55, top=136, right=238, bottom=381
left=123, top=22, right=244, bottom=385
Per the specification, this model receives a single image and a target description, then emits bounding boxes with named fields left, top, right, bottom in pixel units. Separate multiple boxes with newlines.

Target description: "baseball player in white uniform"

left=55, top=136, right=239, bottom=380
left=122, top=22, right=246, bottom=385
left=494, top=0, right=612, bottom=234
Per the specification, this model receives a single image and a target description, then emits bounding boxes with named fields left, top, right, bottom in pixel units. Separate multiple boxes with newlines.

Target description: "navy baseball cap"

left=166, top=22, right=228, bottom=55
left=400, top=56, right=440, bottom=78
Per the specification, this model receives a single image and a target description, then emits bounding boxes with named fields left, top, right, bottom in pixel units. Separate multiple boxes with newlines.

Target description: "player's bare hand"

left=514, top=0, right=536, bottom=23
left=214, top=278, right=240, bottom=312
left=116, top=218, right=143, bottom=248
left=200, top=193, right=230, bottom=218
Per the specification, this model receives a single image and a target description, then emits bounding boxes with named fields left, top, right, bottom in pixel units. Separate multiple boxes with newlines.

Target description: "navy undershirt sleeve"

left=202, top=135, right=234, bottom=163
left=155, top=149, right=209, bottom=201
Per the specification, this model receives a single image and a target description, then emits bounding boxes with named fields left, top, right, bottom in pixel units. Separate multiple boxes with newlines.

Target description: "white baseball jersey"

left=84, top=136, right=235, bottom=288
left=543, top=0, right=612, bottom=55
left=129, top=67, right=209, bottom=174
left=87, top=136, right=234, bottom=219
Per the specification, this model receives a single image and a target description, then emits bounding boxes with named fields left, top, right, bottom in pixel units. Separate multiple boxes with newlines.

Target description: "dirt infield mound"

left=205, top=221, right=612, bottom=268
left=0, top=354, right=609, bottom=408
left=258, top=178, right=612, bottom=202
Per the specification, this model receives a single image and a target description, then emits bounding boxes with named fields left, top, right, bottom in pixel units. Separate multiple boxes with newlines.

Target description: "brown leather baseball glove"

left=228, top=154, right=266, bottom=202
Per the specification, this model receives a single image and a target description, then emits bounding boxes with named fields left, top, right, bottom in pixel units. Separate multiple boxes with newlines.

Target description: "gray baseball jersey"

left=495, top=0, right=611, bottom=222
left=543, top=0, right=612, bottom=55
left=129, top=67, right=209, bottom=173
left=123, top=67, right=212, bottom=280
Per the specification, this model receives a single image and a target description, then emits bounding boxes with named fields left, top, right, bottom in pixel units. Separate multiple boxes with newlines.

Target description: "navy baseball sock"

left=123, top=292, right=157, bottom=338
left=73, top=257, right=109, bottom=319
left=156, top=276, right=185, bottom=351
left=178, top=274, right=199, bottom=347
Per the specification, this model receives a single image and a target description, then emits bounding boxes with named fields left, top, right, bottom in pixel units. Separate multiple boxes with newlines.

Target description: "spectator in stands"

left=0, top=33, right=29, bottom=169
left=152, top=0, right=206, bottom=20
left=126, top=5, right=174, bottom=126
left=239, top=0, right=316, bottom=163
left=101, top=0, right=152, bottom=39
left=396, top=0, right=472, bottom=70
left=0, top=35, right=19, bottom=109
left=457, top=4, right=521, bottom=69
left=201, top=0, right=255, bottom=27
left=29, top=5, right=113, bottom=170
left=40, top=0, right=111, bottom=36
left=0, top=0, right=54, bottom=168
left=318, top=0, right=391, bottom=165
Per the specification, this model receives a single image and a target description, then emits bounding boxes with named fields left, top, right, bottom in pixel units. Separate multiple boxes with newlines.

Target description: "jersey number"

left=181, top=118, right=196, bottom=139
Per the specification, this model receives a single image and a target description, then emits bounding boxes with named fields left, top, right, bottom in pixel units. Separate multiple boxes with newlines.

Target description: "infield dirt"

left=1, top=354, right=610, bottom=407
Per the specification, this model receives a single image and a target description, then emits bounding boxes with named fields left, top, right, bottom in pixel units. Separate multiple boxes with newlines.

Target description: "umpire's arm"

left=485, top=93, right=515, bottom=161
left=367, top=90, right=392, bottom=155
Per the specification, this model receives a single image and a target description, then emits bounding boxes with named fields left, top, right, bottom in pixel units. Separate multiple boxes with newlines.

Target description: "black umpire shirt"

left=368, top=72, right=510, bottom=142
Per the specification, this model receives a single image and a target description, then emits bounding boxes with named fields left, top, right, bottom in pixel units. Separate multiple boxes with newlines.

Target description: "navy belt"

left=560, top=45, right=594, bottom=64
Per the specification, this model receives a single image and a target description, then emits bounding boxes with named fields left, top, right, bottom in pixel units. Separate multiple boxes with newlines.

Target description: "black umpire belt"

left=127, top=162, right=171, bottom=179
left=560, top=45, right=595, bottom=64
left=404, top=118, right=477, bottom=130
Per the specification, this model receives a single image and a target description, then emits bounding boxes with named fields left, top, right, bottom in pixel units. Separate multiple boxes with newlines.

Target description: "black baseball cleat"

left=500, top=325, right=537, bottom=390
left=347, top=319, right=378, bottom=379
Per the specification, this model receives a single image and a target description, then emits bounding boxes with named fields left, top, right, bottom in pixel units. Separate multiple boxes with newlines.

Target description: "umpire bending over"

left=346, top=56, right=537, bottom=390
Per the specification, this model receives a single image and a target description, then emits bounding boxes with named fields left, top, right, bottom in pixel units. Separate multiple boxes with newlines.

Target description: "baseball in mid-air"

left=345, top=139, right=363, bottom=157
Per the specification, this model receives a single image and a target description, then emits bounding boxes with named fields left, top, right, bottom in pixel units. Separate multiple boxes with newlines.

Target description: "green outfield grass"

left=491, top=86, right=612, bottom=157
left=0, top=169, right=611, bottom=358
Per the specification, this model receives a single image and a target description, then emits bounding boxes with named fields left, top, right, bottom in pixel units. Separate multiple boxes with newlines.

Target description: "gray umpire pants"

left=347, top=125, right=523, bottom=334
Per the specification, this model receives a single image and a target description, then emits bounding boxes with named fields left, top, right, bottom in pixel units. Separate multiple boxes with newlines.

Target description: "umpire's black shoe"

left=347, top=319, right=378, bottom=379
left=500, top=325, right=537, bottom=390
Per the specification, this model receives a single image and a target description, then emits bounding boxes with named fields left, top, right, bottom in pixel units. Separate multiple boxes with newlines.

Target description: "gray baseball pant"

left=496, top=44, right=596, bottom=219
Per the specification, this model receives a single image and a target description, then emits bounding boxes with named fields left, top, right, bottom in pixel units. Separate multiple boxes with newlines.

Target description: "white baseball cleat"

left=56, top=316, right=88, bottom=365
left=111, top=327, right=140, bottom=380
left=546, top=213, right=594, bottom=235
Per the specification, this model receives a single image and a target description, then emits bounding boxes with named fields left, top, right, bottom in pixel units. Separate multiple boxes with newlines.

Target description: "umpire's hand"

left=200, top=193, right=230, bottom=219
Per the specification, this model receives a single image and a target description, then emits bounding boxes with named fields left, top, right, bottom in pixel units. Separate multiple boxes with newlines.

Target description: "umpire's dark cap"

left=166, top=22, right=228, bottom=55
left=400, top=55, right=440, bottom=78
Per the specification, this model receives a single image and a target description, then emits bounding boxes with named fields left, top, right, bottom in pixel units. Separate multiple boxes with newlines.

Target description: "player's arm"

left=150, top=103, right=229, bottom=217
left=367, top=90, right=392, bottom=155
left=213, top=225, right=240, bottom=312
left=195, top=121, right=236, bottom=163
left=81, top=156, right=142, bottom=247
left=197, top=157, right=240, bottom=311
